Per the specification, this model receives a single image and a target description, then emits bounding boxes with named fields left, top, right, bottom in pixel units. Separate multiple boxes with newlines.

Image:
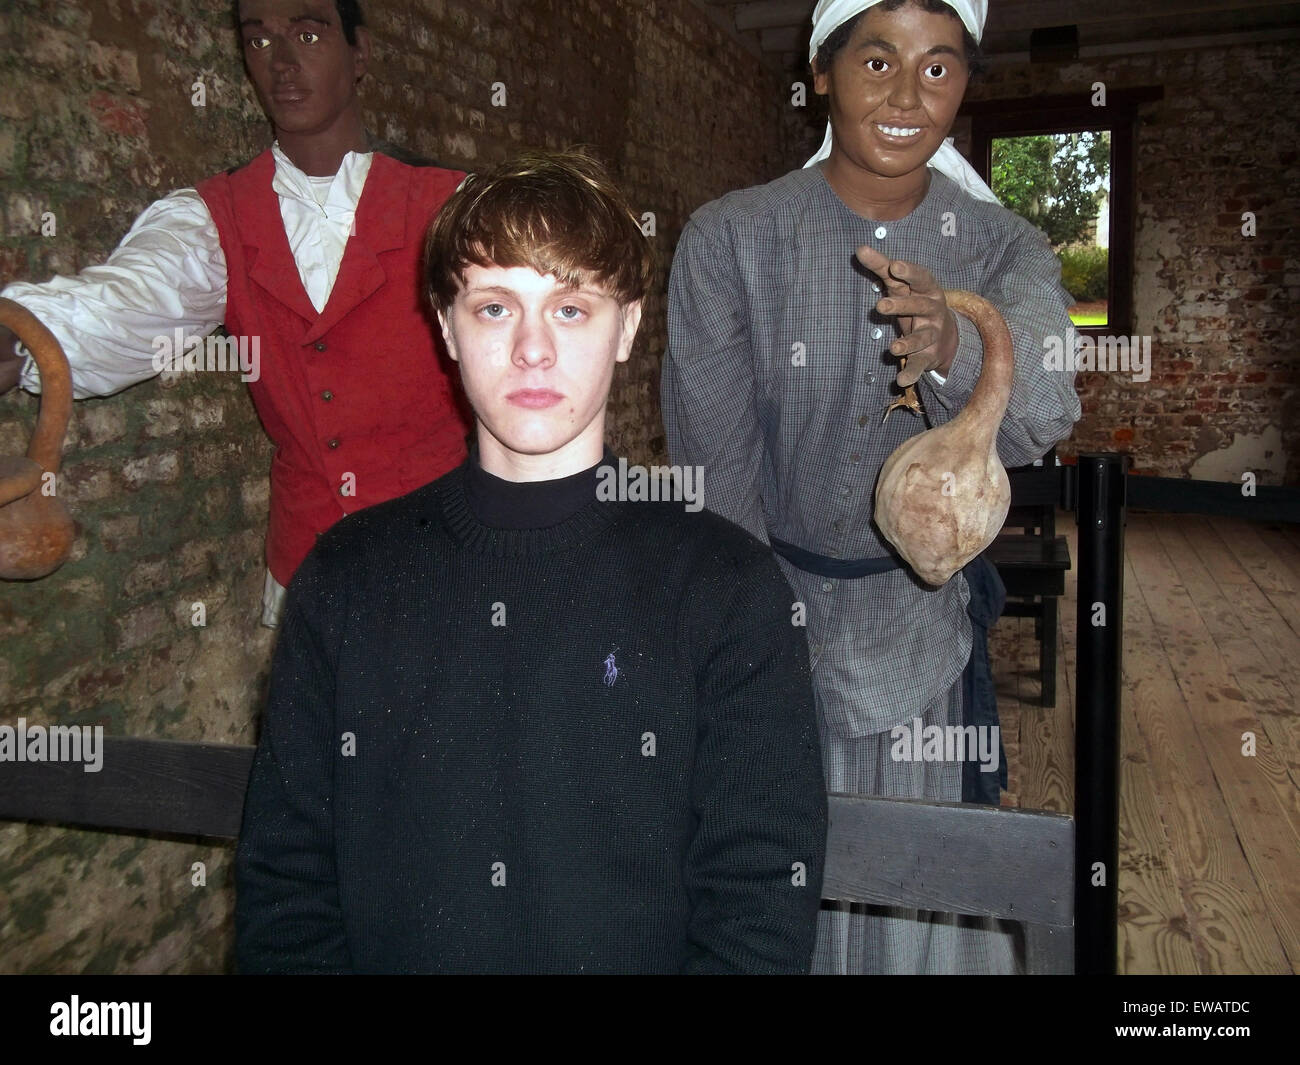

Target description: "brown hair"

left=424, top=149, right=655, bottom=314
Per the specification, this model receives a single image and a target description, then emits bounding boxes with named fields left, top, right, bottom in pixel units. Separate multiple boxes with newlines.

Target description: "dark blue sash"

left=769, top=536, right=904, bottom=578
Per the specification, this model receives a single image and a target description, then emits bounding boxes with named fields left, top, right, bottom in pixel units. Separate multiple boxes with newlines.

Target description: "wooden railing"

left=0, top=736, right=1076, bottom=974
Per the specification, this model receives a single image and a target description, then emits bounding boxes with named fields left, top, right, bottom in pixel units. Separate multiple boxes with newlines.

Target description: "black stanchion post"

left=1074, top=453, right=1127, bottom=975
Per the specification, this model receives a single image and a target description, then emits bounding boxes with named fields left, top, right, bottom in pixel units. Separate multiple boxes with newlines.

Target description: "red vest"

left=197, top=150, right=470, bottom=584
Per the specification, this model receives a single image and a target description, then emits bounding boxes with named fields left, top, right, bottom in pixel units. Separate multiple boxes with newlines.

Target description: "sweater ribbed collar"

left=438, top=448, right=624, bottom=557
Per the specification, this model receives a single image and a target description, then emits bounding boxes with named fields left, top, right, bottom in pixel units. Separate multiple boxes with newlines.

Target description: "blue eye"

left=556, top=305, right=584, bottom=320
left=480, top=303, right=506, bottom=319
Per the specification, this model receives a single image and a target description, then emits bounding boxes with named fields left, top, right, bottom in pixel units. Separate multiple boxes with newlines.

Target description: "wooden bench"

left=989, top=450, right=1072, bottom=706
left=0, top=735, right=1075, bottom=974
left=986, top=533, right=1071, bottom=705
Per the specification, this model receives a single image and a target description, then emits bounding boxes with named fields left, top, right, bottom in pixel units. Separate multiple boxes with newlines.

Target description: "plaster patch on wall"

left=1134, top=266, right=1175, bottom=335
left=1189, top=424, right=1285, bottom=485
left=1148, top=218, right=1184, bottom=263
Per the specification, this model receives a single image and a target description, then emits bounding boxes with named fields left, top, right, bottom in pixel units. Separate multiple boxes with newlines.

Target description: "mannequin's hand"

left=856, top=246, right=959, bottom=386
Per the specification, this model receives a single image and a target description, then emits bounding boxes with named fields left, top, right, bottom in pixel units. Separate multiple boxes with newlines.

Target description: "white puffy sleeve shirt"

left=5, top=142, right=373, bottom=397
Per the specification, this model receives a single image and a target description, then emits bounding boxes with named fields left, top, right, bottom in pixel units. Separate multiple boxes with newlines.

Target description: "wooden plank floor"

left=990, top=511, right=1299, bottom=974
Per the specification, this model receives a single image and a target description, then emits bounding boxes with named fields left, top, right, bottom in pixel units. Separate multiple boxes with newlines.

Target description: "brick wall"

left=962, top=45, right=1298, bottom=485
left=0, top=0, right=799, bottom=972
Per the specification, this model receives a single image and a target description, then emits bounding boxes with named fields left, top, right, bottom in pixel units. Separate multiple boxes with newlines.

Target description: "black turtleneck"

left=462, top=446, right=613, bottom=530
left=237, top=454, right=828, bottom=974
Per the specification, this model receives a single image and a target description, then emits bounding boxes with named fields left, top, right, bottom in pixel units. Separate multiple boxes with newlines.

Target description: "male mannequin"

left=0, top=0, right=469, bottom=625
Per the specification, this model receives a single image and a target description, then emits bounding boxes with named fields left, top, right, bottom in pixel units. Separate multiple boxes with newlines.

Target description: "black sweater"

left=235, top=455, right=828, bottom=974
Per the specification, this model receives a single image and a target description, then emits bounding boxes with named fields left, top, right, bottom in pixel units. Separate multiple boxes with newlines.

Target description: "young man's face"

left=814, top=3, right=969, bottom=181
left=438, top=265, right=642, bottom=473
left=237, top=0, right=369, bottom=139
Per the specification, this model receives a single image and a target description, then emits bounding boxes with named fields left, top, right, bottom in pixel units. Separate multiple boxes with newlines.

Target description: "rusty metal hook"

left=0, top=297, right=75, bottom=580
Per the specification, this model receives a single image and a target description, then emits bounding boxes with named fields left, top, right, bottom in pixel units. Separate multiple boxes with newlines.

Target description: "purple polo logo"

left=603, top=649, right=619, bottom=687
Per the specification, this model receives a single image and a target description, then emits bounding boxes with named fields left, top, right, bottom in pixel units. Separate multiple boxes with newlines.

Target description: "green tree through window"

left=992, top=132, right=1111, bottom=326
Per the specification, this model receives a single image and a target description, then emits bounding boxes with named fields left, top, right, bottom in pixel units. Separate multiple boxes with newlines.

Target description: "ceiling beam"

left=988, top=0, right=1297, bottom=31
left=725, top=0, right=1298, bottom=30
left=724, top=0, right=1300, bottom=53
left=986, top=23, right=1300, bottom=63
left=984, top=2, right=1300, bottom=49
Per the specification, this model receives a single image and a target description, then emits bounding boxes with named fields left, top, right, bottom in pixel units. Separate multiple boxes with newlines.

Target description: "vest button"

left=314, top=341, right=327, bottom=352
left=327, top=438, right=340, bottom=449
left=321, top=390, right=333, bottom=401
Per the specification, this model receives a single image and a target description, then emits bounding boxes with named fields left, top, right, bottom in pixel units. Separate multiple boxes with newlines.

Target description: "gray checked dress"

left=662, top=164, right=1081, bottom=974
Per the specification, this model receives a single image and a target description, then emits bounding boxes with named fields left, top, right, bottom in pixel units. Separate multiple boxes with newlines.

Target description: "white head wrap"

left=803, top=0, right=998, bottom=205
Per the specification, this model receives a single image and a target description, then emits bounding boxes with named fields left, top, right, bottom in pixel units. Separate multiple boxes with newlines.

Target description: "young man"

left=0, top=0, right=469, bottom=626
left=235, top=151, right=829, bottom=974
left=662, top=0, right=1081, bottom=973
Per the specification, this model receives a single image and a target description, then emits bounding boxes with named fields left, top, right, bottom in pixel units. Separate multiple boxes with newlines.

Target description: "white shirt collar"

left=270, top=140, right=374, bottom=217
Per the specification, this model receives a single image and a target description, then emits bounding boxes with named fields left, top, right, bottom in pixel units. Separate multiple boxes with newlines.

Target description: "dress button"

left=872, top=327, right=883, bottom=340
left=840, top=486, right=851, bottom=497
left=872, top=283, right=881, bottom=293
left=327, top=438, right=340, bottom=449
left=850, top=453, right=861, bottom=463
left=875, top=226, right=887, bottom=239
left=865, top=372, right=875, bottom=384
left=858, top=414, right=868, bottom=427
left=821, top=581, right=833, bottom=593
left=321, top=390, right=333, bottom=401
left=314, top=341, right=327, bottom=352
